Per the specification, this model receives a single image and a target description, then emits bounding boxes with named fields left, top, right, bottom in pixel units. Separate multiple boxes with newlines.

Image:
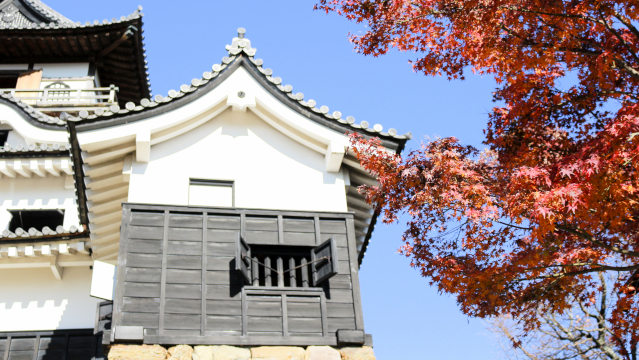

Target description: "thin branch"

left=555, top=224, right=639, bottom=257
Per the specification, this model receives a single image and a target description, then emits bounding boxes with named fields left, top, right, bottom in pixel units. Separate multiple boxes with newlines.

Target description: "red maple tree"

left=318, top=0, right=639, bottom=356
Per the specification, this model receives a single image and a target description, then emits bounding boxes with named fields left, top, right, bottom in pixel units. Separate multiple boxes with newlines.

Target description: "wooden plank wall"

left=0, top=330, right=103, bottom=360
left=115, top=205, right=363, bottom=345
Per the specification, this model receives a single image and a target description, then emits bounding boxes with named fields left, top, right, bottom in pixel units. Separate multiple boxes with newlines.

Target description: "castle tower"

left=0, top=2, right=410, bottom=359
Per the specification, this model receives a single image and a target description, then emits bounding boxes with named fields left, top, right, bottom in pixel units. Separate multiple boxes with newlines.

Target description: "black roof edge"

left=66, top=121, right=89, bottom=227
left=0, top=97, right=66, bottom=130
left=73, top=55, right=407, bottom=150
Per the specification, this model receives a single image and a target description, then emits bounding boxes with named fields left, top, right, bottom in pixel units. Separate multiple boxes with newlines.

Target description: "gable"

left=127, top=107, right=348, bottom=212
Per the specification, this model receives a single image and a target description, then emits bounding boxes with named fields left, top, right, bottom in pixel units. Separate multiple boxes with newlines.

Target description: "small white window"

left=188, top=179, right=234, bottom=207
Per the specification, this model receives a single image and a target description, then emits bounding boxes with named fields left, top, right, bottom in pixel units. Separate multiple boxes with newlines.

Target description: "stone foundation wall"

left=108, top=344, right=376, bottom=360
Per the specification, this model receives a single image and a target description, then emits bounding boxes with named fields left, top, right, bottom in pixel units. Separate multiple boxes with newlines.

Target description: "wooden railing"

left=0, top=85, right=118, bottom=112
left=249, top=254, right=313, bottom=288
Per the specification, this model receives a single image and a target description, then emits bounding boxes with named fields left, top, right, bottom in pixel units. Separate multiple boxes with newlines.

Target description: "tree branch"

left=555, top=224, right=639, bottom=258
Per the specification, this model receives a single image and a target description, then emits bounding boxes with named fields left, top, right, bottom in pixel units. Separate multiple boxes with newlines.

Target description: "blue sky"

left=49, top=1, right=503, bottom=358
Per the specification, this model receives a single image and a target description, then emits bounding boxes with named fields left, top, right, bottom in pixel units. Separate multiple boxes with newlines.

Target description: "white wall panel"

left=34, top=63, right=90, bottom=78
left=0, top=267, right=101, bottom=331
left=127, top=108, right=348, bottom=212
left=0, top=176, right=80, bottom=231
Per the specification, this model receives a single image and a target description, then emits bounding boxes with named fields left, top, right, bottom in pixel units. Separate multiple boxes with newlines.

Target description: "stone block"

left=168, top=345, right=193, bottom=360
left=251, top=346, right=306, bottom=360
left=108, top=345, right=168, bottom=360
left=305, top=346, right=340, bottom=360
left=193, top=345, right=251, bottom=360
left=338, top=347, right=376, bottom=360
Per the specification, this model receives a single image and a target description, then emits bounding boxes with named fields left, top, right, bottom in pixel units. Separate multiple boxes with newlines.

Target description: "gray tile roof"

left=0, top=142, right=71, bottom=154
left=0, top=0, right=142, bottom=30
left=0, top=28, right=410, bottom=141
left=0, top=225, right=84, bottom=239
left=62, top=28, right=411, bottom=140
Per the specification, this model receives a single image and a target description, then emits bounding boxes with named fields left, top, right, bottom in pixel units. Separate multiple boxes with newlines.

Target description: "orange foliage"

left=318, top=0, right=639, bottom=356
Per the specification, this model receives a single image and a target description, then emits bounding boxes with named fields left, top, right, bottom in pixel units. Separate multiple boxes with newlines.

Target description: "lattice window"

left=44, top=81, right=71, bottom=102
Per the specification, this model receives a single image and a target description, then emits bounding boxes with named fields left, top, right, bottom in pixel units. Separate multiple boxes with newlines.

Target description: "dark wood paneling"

left=169, top=214, right=203, bottom=228
left=206, top=285, right=242, bottom=300
left=168, top=228, right=203, bottom=241
left=329, top=274, right=352, bottom=289
left=123, top=282, right=161, bottom=298
left=326, top=303, right=356, bottom=318
left=206, top=229, right=240, bottom=242
left=328, top=318, right=356, bottom=332
left=206, top=316, right=242, bottom=331
left=337, top=261, right=352, bottom=275
left=288, top=318, right=322, bottom=333
left=206, top=257, right=234, bottom=271
left=206, top=300, right=242, bottom=316
left=206, top=271, right=243, bottom=285
left=244, top=230, right=278, bottom=244
left=325, top=289, right=354, bottom=303
left=167, top=255, right=202, bottom=270
left=166, top=269, right=201, bottom=284
left=319, top=220, right=347, bottom=234
left=247, top=301, right=282, bottom=317
left=125, top=267, right=162, bottom=283
left=283, top=218, right=315, bottom=233
left=319, top=234, right=348, bottom=248
left=163, top=299, right=201, bottom=315
left=168, top=241, right=201, bottom=255
left=129, top=226, right=164, bottom=240
left=131, top=212, right=165, bottom=227
left=206, top=242, right=235, bottom=257
left=129, top=240, right=162, bottom=254
left=245, top=217, right=278, bottom=231
left=287, top=302, right=321, bottom=317
left=165, top=284, right=201, bottom=299
left=8, top=339, right=34, bottom=351
left=164, top=314, right=201, bottom=330
left=127, top=253, right=162, bottom=268
left=207, top=216, right=240, bottom=230
left=248, top=317, right=282, bottom=332
left=116, top=204, right=363, bottom=345
left=121, top=312, right=159, bottom=328
left=282, top=232, right=316, bottom=245
left=122, top=297, right=160, bottom=313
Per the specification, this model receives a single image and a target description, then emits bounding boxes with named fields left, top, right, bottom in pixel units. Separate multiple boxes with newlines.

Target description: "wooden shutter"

left=15, top=70, right=42, bottom=105
left=236, top=235, right=252, bottom=284
left=311, top=237, right=339, bottom=286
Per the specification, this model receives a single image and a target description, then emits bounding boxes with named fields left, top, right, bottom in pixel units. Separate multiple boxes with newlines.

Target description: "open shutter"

left=235, top=235, right=252, bottom=284
left=15, top=70, right=42, bottom=105
left=311, top=237, right=339, bottom=286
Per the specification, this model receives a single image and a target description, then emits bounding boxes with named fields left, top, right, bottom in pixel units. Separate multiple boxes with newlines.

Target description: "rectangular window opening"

left=188, top=179, right=234, bottom=208
left=8, top=209, right=65, bottom=232
left=251, top=246, right=314, bottom=288
left=0, top=130, right=9, bottom=147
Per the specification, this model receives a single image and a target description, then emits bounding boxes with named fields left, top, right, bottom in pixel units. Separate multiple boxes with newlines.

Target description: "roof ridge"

left=21, top=0, right=74, bottom=24
left=3, top=28, right=411, bottom=141
left=0, top=3, right=143, bottom=30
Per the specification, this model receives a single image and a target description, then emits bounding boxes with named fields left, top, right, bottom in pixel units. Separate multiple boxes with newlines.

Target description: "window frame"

left=188, top=178, right=235, bottom=207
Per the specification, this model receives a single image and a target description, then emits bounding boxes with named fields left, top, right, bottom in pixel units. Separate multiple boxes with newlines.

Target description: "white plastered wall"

left=128, top=107, right=349, bottom=212
left=0, top=176, right=80, bottom=231
left=0, top=267, right=102, bottom=331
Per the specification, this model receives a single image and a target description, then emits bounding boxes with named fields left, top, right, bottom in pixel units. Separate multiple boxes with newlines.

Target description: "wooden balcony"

left=105, top=203, right=371, bottom=347
left=0, top=86, right=118, bottom=113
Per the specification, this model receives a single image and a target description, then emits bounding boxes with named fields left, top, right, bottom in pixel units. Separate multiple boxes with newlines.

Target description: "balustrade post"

left=277, top=257, right=284, bottom=288
left=288, top=257, right=296, bottom=288
left=264, top=256, right=272, bottom=287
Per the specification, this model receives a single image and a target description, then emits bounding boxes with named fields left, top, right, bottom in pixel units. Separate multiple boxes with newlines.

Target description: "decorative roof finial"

left=226, top=28, right=255, bottom=56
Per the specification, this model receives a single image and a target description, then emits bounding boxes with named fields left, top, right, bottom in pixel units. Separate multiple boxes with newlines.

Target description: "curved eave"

left=72, top=55, right=407, bottom=151
left=0, top=16, right=151, bottom=103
